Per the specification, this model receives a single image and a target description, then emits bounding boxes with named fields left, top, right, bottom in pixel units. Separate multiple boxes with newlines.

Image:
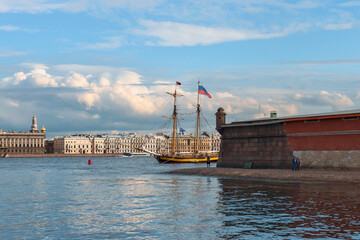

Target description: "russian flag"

left=198, top=85, right=212, bottom=98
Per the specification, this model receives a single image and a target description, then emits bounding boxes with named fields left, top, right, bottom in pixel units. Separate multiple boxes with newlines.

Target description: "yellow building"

left=168, top=135, right=212, bottom=153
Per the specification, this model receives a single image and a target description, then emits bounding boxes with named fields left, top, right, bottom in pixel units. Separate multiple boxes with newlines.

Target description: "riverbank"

left=167, top=167, right=360, bottom=183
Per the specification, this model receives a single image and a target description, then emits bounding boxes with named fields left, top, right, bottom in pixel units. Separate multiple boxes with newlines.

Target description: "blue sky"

left=1, top=0, right=360, bottom=137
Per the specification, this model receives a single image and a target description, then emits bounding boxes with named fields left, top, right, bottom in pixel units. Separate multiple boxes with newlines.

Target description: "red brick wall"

left=284, top=118, right=360, bottom=151
left=284, top=117, right=360, bottom=134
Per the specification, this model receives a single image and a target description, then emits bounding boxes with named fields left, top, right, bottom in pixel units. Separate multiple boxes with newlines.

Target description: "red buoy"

left=88, top=159, right=91, bottom=165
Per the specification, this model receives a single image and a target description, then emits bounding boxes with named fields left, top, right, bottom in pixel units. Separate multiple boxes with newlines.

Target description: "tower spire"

left=30, top=115, right=39, bottom=133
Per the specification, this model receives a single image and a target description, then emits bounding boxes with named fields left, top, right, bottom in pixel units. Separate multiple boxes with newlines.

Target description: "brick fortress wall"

left=285, top=117, right=360, bottom=169
left=217, top=114, right=360, bottom=169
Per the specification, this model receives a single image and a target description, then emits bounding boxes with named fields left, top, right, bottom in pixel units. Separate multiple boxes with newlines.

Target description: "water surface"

left=0, top=157, right=359, bottom=239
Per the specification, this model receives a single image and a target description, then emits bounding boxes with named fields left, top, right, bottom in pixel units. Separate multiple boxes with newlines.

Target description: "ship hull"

left=156, top=155, right=218, bottom=163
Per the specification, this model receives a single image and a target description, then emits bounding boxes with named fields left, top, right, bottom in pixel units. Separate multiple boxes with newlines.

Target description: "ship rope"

left=200, top=111, right=214, bottom=131
left=156, top=118, right=172, bottom=134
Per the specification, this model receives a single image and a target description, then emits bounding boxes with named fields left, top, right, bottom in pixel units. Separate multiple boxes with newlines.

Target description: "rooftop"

left=224, top=109, right=360, bottom=128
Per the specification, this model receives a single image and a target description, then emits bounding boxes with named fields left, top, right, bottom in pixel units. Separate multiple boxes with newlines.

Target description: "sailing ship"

left=154, top=80, right=219, bottom=163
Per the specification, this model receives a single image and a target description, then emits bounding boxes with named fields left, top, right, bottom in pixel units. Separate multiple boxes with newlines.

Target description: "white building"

left=51, top=132, right=218, bottom=155
left=53, top=135, right=104, bottom=154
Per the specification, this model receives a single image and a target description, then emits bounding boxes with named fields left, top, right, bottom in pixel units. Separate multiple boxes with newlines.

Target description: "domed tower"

left=41, top=124, right=46, bottom=133
left=30, top=115, right=39, bottom=133
left=215, top=107, right=226, bottom=133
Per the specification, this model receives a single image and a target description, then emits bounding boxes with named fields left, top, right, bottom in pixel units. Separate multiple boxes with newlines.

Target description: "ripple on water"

left=0, top=157, right=360, bottom=239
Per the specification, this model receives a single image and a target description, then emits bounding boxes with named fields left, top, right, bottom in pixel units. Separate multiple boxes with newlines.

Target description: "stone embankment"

left=167, top=167, right=360, bottom=183
left=3, top=153, right=121, bottom=158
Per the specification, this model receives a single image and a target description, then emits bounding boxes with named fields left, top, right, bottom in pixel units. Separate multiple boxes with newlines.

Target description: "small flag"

left=202, top=131, right=210, bottom=137
left=180, top=127, right=186, bottom=133
left=176, top=81, right=181, bottom=85
left=198, top=85, right=212, bottom=98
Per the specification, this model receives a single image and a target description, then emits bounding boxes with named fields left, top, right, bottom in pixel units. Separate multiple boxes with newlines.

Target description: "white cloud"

left=0, top=0, right=84, bottom=13
left=78, top=111, right=101, bottom=120
left=1, top=64, right=171, bottom=116
left=216, top=92, right=233, bottom=98
left=270, top=0, right=321, bottom=10
left=339, top=1, right=360, bottom=7
left=78, top=93, right=100, bottom=109
left=134, top=20, right=309, bottom=46
left=102, top=0, right=164, bottom=9
left=27, top=68, right=59, bottom=87
left=0, top=25, right=20, bottom=31
left=79, top=36, right=123, bottom=50
left=324, top=23, right=353, bottom=30
left=99, top=77, right=111, bottom=87
left=295, top=91, right=354, bottom=110
left=8, top=101, right=19, bottom=107
left=286, top=59, right=360, bottom=66
left=1, top=63, right=359, bottom=134
left=1, top=64, right=59, bottom=87
left=0, top=25, right=39, bottom=33
left=20, top=63, right=49, bottom=70
left=1, top=71, right=27, bottom=85
left=109, top=71, right=164, bottom=115
left=0, top=49, right=27, bottom=57
left=65, top=72, right=89, bottom=88
left=14, top=72, right=27, bottom=84
left=153, top=80, right=172, bottom=84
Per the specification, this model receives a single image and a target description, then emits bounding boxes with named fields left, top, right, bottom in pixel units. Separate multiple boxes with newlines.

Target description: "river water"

left=0, top=156, right=359, bottom=239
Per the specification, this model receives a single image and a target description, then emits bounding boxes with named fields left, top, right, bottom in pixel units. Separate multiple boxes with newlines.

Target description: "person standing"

left=296, top=157, right=301, bottom=171
left=206, top=155, right=210, bottom=168
left=292, top=156, right=297, bottom=171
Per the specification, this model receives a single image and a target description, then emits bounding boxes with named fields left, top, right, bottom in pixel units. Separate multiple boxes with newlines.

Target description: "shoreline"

left=167, top=167, right=360, bottom=184
left=2, top=153, right=122, bottom=158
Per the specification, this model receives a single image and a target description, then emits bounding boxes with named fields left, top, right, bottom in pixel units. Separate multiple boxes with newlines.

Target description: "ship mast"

left=166, top=83, right=183, bottom=157
left=195, top=79, right=200, bottom=157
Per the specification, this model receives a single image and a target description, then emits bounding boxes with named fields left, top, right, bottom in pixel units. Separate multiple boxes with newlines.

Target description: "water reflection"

left=216, top=178, right=360, bottom=239
left=1, top=157, right=360, bottom=239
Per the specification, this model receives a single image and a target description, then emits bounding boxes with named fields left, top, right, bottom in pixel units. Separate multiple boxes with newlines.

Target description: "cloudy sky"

left=1, top=0, right=360, bottom=137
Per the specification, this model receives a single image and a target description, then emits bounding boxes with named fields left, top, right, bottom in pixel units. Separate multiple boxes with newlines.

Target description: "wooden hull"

left=156, top=155, right=218, bottom=163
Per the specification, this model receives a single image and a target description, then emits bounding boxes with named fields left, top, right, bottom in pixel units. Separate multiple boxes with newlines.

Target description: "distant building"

left=50, top=132, right=219, bottom=156
left=168, top=135, right=211, bottom=153
left=211, top=133, right=221, bottom=152
left=45, top=139, right=54, bottom=153
left=0, top=115, right=46, bottom=156
left=53, top=135, right=104, bottom=154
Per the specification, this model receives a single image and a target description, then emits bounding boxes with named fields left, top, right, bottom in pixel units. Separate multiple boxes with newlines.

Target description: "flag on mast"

left=176, top=81, right=181, bottom=85
left=198, top=85, right=212, bottom=98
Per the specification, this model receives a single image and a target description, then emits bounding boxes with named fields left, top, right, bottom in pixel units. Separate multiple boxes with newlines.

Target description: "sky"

left=1, top=0, right=360, bottom=138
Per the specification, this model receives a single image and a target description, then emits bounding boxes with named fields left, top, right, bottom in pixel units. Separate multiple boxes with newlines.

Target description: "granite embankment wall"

left=3, top=153, right=121, bottom=158
left=217, top=122, right=293, bottom=169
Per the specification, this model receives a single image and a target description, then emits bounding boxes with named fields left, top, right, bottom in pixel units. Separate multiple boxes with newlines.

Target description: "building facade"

left=0, top=115, right=46, bottom=156
left=53, top=135, right=104, bottom=154
left=168, top=135, right=217, bottom=153
left=50, top=133, right=218, bottom=156
left=216, top=107, right=360, bottom=169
